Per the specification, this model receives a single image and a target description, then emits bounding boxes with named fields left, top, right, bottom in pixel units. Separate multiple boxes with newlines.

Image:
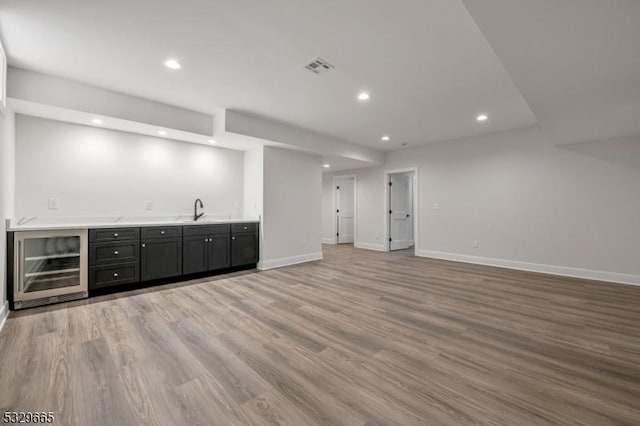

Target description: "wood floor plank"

left=241, top=391, right=322, bottom=426
left=70, top=337, right=138, bottom=425
left=1, top=244, right=640, bottom=425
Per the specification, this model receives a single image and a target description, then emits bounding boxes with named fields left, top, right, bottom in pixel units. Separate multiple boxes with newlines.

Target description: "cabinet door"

left=141, top=239, right=182, bottom=281
left=208, top=235, right=230, bottom=271
left=231, top=234, right=257, bottom=267
left=183, top=235, right=208, bottom=275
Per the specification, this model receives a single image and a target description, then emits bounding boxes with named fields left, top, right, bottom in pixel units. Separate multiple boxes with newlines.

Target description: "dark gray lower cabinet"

left=183, top=233, right=230, bottom=274
left=141, top=238, right=182, bottom=281
left=89, top=227, right=140, bottom=290
left=89, top=222, right=256, bottom=292
left=208, top=236, right=230, bottom=270
left=231, top=233, right=257, bottom=267
left=183, top=235, right=208, bottom=274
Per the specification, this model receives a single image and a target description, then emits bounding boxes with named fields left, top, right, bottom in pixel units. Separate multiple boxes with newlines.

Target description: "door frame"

left=384, top=167, right=419, bottom=252
left=332, top=174, right=357, bottom=244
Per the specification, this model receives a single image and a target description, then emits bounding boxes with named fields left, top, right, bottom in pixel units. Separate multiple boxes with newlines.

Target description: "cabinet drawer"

left=90, top=228, right=140, bottom=242
left=90, top=241, right=139, bottom=266
left=141, top=226, right=182, bottom=240
left=89, top=263, right=139, bottom=289
left=231, top=223, right=258, bottom=234
left=183, top=224, right=230, bottom=237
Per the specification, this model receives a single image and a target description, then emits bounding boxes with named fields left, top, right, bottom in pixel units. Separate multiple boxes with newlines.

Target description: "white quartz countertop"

left=7, top=215, right=260, bottom=231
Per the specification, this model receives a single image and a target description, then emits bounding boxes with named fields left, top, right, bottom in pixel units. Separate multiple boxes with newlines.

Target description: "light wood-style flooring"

left=1, top=244, right=640, bottom=425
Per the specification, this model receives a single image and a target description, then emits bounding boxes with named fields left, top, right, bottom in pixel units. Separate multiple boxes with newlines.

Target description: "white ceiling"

left=462, top=0, right=640, bottom=145
left=0, top=0, right=537, bottom=151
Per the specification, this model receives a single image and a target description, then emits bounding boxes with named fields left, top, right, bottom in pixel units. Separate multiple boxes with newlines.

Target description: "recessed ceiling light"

left=91, top=118, right=103, bottom=125
left=164, top=59, right=181, bottom=70
left=323, top=164, right=331, bottom=168
left=208, top=139, right=216, bottom=144
left=158, top=130, right=168, bottom=136
left=357, top=91, right=370, bottom=101
left=477, top=114, right=488, bottom=122
left=381, top=135, right=390, bottom=141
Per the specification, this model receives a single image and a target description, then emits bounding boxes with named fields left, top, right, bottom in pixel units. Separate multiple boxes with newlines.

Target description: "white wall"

left=15, top=115, right=244, bottom=218
left=323, top=126, right=640, bottom=284
left=0, top=105, right=15, bottom=320
left=261, top=146, right=322, bottom=269
left=243, top=147, right=263, bottom=221
left=243, top=146, right=264, bottom=263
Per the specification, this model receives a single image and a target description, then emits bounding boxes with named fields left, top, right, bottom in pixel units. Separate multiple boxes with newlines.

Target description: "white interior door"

left=389, top=173, right=411, bottom=250
left=336, top=178, right=355, bottom=244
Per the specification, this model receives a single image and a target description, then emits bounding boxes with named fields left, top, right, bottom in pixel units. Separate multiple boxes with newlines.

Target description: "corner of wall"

left=257, top=252, right=323, bottom=271
left=0, top=104, right=16, bottom=312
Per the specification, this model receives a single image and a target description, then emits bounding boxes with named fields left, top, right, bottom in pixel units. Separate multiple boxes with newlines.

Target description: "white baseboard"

left=354, top=242, right=387, bottom=252
left=417, top=250, right=640, bottom=286
left=258, top=252, right=323, bottom=271
left=0, top=301, right=8, bottom=333
left=322, top=238, right=337, bottom=244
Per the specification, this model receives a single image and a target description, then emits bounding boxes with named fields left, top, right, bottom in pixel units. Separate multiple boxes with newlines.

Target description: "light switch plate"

left=48, top=198, right=59, bottom=210
left=145, top=200, right=153, bottom=211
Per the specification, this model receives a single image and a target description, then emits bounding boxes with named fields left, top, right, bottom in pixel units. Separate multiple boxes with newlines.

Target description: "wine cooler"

left=13, top=229, right=88, bottom=309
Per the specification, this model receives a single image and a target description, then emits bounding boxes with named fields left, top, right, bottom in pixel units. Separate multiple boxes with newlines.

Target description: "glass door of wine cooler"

left=14, top=230, right=88, bottom=306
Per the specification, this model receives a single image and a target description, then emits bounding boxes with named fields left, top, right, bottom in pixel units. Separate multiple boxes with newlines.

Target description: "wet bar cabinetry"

left=9, top=221, right=259, bottom=307
left=86, top=222, right=258, bottom=292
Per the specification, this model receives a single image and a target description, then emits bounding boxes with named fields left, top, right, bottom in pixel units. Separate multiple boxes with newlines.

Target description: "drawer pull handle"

left=113, top=272, right=119, bottom=277
left=142, top=244, right=146, bottom=248
left=114, top=250, right=119, bottom=255
left=244, top=226, right=248, bottom=230
left=160, top=231, right=165, bottom=235
left=114, top=233, right=119, bottom=237
left=232, top=236, right=236, bottom=240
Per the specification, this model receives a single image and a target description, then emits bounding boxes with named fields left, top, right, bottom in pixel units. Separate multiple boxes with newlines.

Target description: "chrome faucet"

left=194, top=198, right=204, bottom=221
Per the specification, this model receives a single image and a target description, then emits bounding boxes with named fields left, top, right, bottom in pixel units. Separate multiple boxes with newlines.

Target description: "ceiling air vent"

left=305, top=58, right=334, bottom=74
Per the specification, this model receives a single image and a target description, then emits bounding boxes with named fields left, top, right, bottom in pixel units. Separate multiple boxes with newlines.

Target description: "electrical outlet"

left=433, top=202, right=439, bottom=210
left=48, top=198, right=59, bottom=210
left=473, top=240, right=479, bottom=248
left=145, top=200, right=153, bottom=211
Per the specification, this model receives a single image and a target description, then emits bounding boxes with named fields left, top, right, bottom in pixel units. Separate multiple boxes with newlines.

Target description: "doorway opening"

left=334, top=175, right=356, bottom=245
left=385, top=169, right=417, bottom=255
